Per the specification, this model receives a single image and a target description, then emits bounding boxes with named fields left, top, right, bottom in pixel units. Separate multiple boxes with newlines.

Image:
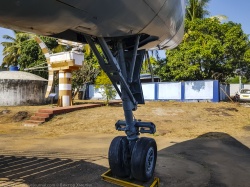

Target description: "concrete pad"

left=0, top=132, right=250, bottom=187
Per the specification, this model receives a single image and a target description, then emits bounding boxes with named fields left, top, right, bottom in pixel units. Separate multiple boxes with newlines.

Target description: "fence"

left=229, top=84, right=250, bottom=96
left=88, top=80, right=220, bottom=102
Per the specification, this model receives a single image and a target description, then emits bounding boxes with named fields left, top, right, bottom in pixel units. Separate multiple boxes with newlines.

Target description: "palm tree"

left=1, top=31, right=30, bottom=67
left=186, top=0, right=210, bottom=21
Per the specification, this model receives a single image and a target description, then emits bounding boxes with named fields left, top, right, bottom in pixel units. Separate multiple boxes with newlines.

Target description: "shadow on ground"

left=0, top=154, right=113, bottom=187
left=156, top=132, right=250, bottom=187
left=1, top=132, right=250, bottom=187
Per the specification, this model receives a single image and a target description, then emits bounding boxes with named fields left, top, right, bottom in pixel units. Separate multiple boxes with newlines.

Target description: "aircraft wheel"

left=108, top=136, right=130, bottom=177
left=131, top=137, right=157, bottom=181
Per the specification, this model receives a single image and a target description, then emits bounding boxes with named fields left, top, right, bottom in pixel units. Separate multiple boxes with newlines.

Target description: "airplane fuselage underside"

left=0, top=0, right=184, bottom=50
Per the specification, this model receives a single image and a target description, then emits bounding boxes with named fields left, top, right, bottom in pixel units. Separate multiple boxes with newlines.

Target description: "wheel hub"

left=145, top=147, right=155, bottom=175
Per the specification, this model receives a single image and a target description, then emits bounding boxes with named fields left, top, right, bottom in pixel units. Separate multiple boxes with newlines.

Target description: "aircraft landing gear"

left=131, top=137, right=157, bottom=181
left=84, top=35, right=157, bottom=182
left=109, top=137, right=157, bottom=181
left=108, top=136, right=130, bottom=178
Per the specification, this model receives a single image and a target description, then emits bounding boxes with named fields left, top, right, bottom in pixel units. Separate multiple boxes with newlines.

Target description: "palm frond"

left=2, top=34, right=16, bottom=41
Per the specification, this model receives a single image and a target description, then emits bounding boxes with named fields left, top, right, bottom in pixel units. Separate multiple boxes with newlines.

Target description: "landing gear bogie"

left=108, top=136, right=157, bottom=182
left=108, top=136, right=130, bottom=178
left=131, top=137, right=157, bottom=181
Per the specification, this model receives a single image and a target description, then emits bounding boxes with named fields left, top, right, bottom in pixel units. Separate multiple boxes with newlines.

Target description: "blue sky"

left=1, top=0, right=250, bottom=62
left=209, top=0, right=250, bottom=35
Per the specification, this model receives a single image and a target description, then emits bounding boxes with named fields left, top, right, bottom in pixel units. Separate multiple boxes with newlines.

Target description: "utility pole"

left=239, top=74, right=242, bottom=91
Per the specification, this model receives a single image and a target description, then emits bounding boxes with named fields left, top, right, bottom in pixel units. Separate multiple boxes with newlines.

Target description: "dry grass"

left=0, top=101, right=250, bottom=139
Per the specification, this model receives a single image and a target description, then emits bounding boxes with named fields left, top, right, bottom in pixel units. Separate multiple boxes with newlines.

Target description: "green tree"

left=71, top=45, right=100, bottom=99
left=95, top=70, right=117, bottom=105
left=186, top=0, right=210, bottom=21
left=141, top=55, right=157, bottom=74
left=157, top=18, right=250, bottom=82
left=18, top=39, right=47, bottom=78
left=1, top=31, right=30, bottom=67
left=18, top=35, right=61, bottom=79
left=72, top=59, right=100, bottom=100
left=227, top=76, right=249, bottom=84
left=72, top=61, right=99, bottom=91
left=1, top=30, right=63, bottom=78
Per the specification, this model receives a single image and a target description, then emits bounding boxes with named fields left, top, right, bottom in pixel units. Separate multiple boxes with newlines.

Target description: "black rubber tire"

left=108, top=136, right=130, bottom=177
left=131, top=137, right=157, bottom=181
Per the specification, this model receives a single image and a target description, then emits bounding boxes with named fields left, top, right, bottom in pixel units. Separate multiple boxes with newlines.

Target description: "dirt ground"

left=0, top=101, right=250, bottom=187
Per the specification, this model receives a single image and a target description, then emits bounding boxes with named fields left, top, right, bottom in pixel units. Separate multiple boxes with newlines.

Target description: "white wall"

left=142, top=83, right=155, bottom=100
left=0, top=80, right=47, bottom=106
left=89, top=85, right=103, bottom=99
left=88, top=80, right=218, bottom=102
left=158, top=82, right=181, bottom=100
left=230, top=84, right=250, bottom=96
left=88, top=85, right=120, bottom=100
left=185, top=81, right=213, bottom=100
left=230, top=84, right=240, bottom=96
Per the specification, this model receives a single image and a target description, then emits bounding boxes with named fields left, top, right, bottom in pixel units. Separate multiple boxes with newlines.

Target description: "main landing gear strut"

left=84, top=35, right=157, bottom=182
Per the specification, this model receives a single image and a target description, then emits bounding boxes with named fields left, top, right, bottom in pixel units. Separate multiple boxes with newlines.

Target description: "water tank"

left=0, top=71, right=48, bottom=106
left=9, top=66, right=19, bottom=71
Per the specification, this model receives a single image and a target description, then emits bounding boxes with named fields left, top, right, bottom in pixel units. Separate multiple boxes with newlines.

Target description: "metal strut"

left=117, top=40, right=138, bottom=140
left=84, top=35, right=122, bottom=98
left=128, top=35, right=141, bottom=83
left=84, top=35, right=156, bottom=141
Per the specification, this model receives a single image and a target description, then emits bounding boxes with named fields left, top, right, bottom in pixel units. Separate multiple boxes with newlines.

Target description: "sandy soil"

left=1, top=101, right=250, bottom=139
left=0, top=101, right=250, bottom=187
